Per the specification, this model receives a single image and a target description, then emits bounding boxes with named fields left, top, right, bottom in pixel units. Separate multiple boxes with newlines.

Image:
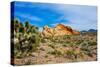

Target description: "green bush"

left=48, top=50, right=62, bottom=57
left=65, top=50, right=78, bottom=59
left=12, top=19, right=41, bottom=58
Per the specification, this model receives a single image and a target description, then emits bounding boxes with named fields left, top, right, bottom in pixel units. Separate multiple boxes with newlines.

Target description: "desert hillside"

left=11, top=19, right=97, bottom=65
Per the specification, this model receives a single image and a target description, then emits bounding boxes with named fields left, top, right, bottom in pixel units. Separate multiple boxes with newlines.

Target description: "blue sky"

left=12, top=1, right=97, bottom=31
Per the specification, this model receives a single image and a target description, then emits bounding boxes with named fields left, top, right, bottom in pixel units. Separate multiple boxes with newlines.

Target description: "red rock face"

left=55, top=24, right=80, bottom=35
left=42, top=24, right=80, bottom=37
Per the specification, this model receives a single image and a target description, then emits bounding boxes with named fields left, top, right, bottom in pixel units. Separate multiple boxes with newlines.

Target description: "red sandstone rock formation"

left=42, top=24, right=80, bottom=37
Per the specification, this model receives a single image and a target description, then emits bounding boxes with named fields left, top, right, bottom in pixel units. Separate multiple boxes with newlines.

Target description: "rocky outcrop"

left=42, top=24, right=80, bottom=37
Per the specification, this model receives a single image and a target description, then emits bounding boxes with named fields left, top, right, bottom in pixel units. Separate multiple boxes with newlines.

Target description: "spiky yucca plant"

left=12, top=19, right=41, bottom=58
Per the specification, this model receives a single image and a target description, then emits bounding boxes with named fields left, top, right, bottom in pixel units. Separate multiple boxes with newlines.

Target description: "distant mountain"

left=81, top=29, right=97, bottom=33
left=88, top=29, right=97, bottom=32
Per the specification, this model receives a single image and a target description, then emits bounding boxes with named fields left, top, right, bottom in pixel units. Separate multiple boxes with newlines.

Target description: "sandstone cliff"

left=42, top=24, right=80, bottom=37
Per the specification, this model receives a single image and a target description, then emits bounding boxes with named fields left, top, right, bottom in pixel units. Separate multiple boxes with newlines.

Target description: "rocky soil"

left=13, top=33, right=97, bottom=65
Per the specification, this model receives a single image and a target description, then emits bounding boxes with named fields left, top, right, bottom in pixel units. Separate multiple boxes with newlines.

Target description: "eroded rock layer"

left=42, top=24, right=80, bottom=37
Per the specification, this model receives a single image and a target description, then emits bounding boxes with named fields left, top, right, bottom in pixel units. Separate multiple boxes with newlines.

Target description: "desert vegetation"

left=11, top=19, right=41, bottom=59
left=11, top=19, right=97, bottom=65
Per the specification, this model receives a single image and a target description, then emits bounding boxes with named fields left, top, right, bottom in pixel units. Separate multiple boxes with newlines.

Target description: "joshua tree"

left=25, top=21, right=32, bottom=33
left=14, top=19, right=20, bottom=33
left=25, top=21, right=30, bottom=28
left=12, top=18, right=42, bottom=58
left=19, top=22, right=25, bottom=33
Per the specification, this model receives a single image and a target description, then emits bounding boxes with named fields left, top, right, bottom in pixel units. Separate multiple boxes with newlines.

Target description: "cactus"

left=12, top=19, right=41, bottom=58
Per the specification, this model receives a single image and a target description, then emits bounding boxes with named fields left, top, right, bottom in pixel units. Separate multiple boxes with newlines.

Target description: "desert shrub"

left=48, top=44, right=55, bottom=49
left=41, top=38, right=46, bottom=43
left=88, top=41, right=97, bottom=46
left=80, top=41, right=95, bottom=57
left=63, top=35, right=71, bottom=40
left=62, top=44, right=68, bottom=47
left=45, top=55, right=48, bottom=58
left=62, top=43, right=72, bottom=47
left=65, top=50, right=78, bottom=59
left=12, top=19, right=41, bottom=58
left=48, top=50, right=62, bottom=57
left=81, top=49, right=93, bottom=57
left=75, top=40, right=84, bottom=45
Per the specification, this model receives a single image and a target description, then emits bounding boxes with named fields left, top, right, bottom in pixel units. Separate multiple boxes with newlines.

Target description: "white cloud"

left=50, top=4, right=97, bottom=31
